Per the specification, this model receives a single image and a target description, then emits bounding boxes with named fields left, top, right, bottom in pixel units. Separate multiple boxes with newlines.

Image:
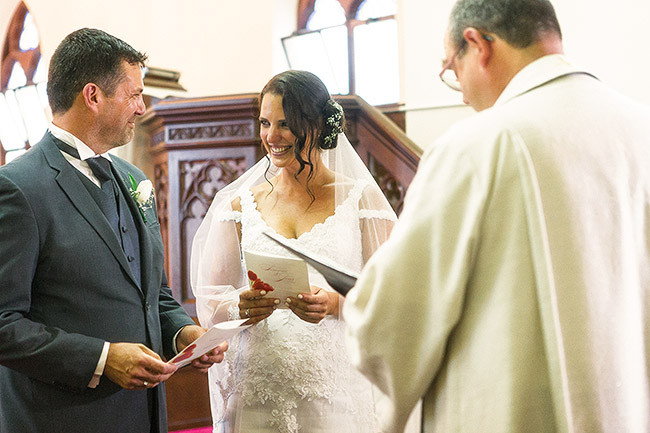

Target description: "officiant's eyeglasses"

left=439, top=34, right=494, bottom=91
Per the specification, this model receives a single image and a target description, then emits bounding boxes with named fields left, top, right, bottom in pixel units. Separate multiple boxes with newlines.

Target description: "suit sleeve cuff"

left=88, top=341, right=110, bottom=388
left=173, top=327, right=186, bottom=355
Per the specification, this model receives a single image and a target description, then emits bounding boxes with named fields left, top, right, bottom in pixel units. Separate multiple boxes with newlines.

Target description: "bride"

left=191, top=70, right=396, bottom=433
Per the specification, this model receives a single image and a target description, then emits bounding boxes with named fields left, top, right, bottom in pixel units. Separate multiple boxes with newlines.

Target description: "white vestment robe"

left=344, top=55, right=650, bottom=433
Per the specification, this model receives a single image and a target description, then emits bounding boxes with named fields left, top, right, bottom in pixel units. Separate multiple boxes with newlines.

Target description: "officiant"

left=0, top=28, right=227, bottom=433
left=343, top=0, right=650, bottom=432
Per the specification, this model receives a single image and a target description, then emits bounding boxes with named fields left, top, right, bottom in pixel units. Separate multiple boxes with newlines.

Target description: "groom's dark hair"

left=47, top=28, right=147, bottom=114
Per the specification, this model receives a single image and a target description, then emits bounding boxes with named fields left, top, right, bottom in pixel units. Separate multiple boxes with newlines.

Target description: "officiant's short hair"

left=448, top=0, right=562, bottom=50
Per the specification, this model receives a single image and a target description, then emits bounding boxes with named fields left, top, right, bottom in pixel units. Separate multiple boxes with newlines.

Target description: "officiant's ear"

left=81, top=82, right=101, bottom=113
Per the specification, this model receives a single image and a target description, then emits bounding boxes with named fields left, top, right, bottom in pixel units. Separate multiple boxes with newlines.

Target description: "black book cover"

left=263, top=232, right=358, bottom=296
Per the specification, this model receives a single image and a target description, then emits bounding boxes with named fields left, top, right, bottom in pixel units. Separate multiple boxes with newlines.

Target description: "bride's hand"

left=286, top=286, right=339, bottom=323
left=239, top=287, right=280, bottom=325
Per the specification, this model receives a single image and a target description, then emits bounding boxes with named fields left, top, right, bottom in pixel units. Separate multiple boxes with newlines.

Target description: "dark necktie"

left=86, top=156, right=119, bottom=199
left=54, top=139, right=115, bottom=190
left=54, top=136, right=143, bottom=287
left=54, top=139, right=120, bottom=229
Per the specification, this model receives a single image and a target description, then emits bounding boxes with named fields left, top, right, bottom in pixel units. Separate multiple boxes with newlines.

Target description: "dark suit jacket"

left=0, top=133, right=196, bottom=433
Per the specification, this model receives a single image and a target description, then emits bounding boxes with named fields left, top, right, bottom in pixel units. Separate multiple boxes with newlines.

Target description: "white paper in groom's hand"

left=168, top=318, right=251, bottom=368
left=243, top=249, right=310, bottom=308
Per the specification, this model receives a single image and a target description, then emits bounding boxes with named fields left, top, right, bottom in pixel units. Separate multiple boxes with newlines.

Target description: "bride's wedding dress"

left=210, top=181, right=388, bottom=433
left=191, top=133, right=396, bottom=433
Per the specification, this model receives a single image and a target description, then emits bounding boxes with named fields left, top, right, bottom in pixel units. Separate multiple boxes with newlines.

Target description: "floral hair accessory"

left=322, top=99, right=343, bottom=148
left=128, top=173, right=154, bottom=223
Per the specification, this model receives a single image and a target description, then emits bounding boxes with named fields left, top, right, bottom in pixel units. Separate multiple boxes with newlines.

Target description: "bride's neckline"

left=244, top=180, right=363, bottom=241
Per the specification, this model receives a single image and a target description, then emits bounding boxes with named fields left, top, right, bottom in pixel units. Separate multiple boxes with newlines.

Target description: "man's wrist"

left=172, top=326, right=188, bottom=355
left=88, top=341, right=110, bottom=388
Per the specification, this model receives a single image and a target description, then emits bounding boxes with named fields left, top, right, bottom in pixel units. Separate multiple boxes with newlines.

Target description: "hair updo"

left=320, top=99, right=344, bottom=149
left=260, top=70, right=346, bottom=183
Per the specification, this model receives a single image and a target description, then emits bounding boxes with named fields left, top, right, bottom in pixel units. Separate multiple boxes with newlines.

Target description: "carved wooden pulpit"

left=140, top=94, right=263, bottom=317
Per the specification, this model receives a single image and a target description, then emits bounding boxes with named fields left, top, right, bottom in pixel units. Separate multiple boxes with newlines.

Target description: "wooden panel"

left=141, top=94, right=262, bottom=315
left=338, top=95, right=421, bottom=213
left=168, top=147, right=255, bottom=316
left=165, top=368, right=212, bottom=431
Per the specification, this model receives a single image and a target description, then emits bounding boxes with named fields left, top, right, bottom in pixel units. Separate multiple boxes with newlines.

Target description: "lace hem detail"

left=220, top=314, right=375, bottom=433
left=217, top=210, right=242, bottom=223
left=359, top=208, right=397, bottom=221
left=348, top=179, right=369, bottom=204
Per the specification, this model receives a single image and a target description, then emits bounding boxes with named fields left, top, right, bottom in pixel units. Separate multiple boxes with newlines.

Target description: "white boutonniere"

left=128, top=174, right=154, bottom=223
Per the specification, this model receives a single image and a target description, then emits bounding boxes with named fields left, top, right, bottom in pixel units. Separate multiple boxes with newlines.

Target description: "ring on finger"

left=143, top=381, right=149, bottom=387
left=245, top=308, right=250, bottom=318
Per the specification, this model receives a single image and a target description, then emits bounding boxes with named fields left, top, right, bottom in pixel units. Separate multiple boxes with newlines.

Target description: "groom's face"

left=97, top=61, right=146, bottom=149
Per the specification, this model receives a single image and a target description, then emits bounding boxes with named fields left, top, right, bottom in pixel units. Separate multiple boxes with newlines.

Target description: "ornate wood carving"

left=368, top=154, right=407, bottom=213
left=140, top=94, right=261, bottom=317
left=167, top=119, right=255, bottom=144
left=176, top=156, right=249, bottom=306
left=338, top=95, right=421, bottom=214
left=180, top=157, right=248, bottom=220
left=153, top=162, right=169, bottom=273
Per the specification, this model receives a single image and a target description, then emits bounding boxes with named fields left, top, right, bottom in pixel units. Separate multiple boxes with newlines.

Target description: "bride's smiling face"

left=259, top=93, right=301, bottom=169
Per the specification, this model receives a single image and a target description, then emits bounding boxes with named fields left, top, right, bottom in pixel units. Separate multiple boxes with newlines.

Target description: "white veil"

left=190, top=132, right=396, bottom=328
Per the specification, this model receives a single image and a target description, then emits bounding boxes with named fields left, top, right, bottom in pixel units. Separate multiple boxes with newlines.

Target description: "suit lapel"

left=41, top=135, right=143, bottom=295
left=110, top=158, right=154, bottom=297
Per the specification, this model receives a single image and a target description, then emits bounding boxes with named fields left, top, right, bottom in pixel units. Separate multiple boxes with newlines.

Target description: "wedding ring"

left=245, top=308, right=250, bottom=318
left=143, top=381, right=149, bottom=387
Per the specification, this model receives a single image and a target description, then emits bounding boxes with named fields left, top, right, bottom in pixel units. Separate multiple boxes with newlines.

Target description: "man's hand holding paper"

left=175, top=325, right=229, bottom=373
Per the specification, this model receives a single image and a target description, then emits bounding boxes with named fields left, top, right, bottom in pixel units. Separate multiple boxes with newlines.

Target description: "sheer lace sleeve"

left=358, top=183, right=397, bottom=263
left=191, top=204, right=247, bottom=328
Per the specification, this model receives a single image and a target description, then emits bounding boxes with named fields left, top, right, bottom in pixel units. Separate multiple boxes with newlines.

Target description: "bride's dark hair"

left=259, top=70, right=345, bottom=197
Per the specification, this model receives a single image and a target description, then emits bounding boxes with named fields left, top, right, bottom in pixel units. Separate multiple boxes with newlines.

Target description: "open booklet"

left=168, top=318, right=251, bottom=368
left=243, top=249, right=310, bottom=306
left=263, top=231, right=359, bottom=296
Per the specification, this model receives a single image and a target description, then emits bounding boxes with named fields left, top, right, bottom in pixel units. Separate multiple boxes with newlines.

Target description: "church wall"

left=1, top=0, right=296, bottom=97
left=1, top=0, right=648, bottom=153
left=399, top=0, right=650, bottom=151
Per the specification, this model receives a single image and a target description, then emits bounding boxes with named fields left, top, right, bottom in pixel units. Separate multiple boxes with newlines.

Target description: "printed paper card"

left=168, top=318, right=250, bottom=368
left=243, top=249, right=310, bottom=308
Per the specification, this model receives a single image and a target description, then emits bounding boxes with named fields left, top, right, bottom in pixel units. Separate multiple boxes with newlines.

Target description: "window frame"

left=1, top=1, right=44, bottom=165
left=295, top=0, right=396, bottom=96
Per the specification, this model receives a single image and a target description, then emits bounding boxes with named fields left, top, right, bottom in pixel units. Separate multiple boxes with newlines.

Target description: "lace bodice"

left=240, top=179, right=368, bottom=272
left=210, top=179, right=380, bottom=433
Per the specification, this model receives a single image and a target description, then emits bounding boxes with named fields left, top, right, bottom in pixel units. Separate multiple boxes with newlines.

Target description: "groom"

left=0, top=28, right=226, bottom=432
